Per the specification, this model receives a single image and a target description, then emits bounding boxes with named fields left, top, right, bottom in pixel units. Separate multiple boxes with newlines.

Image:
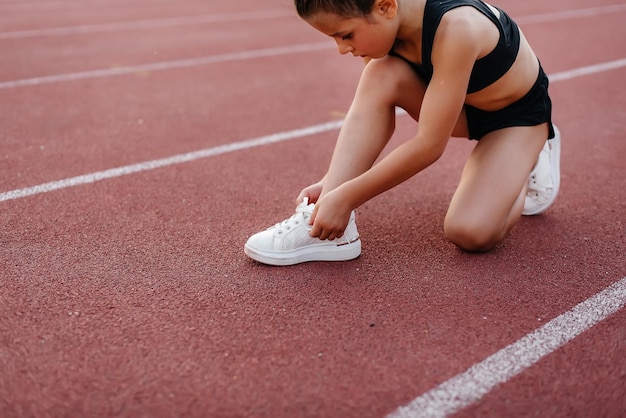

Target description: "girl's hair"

left=294, top=0, right=376, bottom=18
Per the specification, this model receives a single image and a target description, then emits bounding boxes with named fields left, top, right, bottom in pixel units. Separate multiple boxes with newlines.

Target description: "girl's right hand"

left=296, top=180, right=324, bottom=205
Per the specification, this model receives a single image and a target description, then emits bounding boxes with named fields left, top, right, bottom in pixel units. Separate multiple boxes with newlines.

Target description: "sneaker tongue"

left=298, top=197, right=314, bottom=212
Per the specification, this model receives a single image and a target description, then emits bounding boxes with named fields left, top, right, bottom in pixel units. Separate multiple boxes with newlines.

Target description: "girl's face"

left=305, top=2, right=399, bottom=59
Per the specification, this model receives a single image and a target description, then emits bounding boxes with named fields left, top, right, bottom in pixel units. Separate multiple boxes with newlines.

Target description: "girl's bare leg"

left=444, top=123, right=549, bottom=251
left=319, top=55, right=468, bottom=197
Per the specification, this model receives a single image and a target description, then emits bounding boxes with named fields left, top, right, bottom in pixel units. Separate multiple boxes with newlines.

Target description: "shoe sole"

left=244, top=238, right=361, bottom=266
left=523, top=126, right=562, bottom=216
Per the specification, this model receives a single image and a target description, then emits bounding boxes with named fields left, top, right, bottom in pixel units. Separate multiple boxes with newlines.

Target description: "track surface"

left=1, top=0, right=625, bottom=417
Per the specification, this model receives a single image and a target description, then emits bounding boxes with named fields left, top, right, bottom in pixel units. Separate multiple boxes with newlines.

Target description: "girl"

left=244, top=0, right=560, bottom=266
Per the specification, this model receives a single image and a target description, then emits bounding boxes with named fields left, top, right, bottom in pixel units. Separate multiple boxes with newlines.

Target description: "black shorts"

left=465, top=65, right=555, bottom=140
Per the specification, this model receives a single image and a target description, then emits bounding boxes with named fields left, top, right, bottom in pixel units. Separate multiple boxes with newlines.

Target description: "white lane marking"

left=0, top=58, right=625, bottom=203
left=0, top=121, right=343, bottom=202
left=387, top=276, right=626, bottom=418
left=0, top=42, right=330, bottom=89
left=0, top=0, right=193, bottom=10
left=1, top=4, right=625, bottom=89
left=0, top=9, right=294, bottom=39
left=2, top=4, right=624, bottom=39
left=516, top=4, right=626, bottom=24
left=549, top=58, right=626, bottom=82
left=0, top=1, right=79, bottom=10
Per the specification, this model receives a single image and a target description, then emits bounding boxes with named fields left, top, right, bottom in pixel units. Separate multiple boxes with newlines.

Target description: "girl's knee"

left=360, top=56, right=425, bottom=103
left=443, top=216, right=502, bottom=252
left=362, top=55, right=412, bottom=81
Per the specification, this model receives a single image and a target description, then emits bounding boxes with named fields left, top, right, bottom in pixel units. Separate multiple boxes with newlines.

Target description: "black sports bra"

left=391, top=0, right=521, bottom=93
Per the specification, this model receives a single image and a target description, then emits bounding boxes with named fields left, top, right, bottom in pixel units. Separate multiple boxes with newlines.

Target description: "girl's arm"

left=310, top=14, right=482, bottom=240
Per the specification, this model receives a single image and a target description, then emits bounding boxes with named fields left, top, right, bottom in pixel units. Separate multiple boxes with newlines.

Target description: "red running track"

left=0, top=0, right=625, bottom=417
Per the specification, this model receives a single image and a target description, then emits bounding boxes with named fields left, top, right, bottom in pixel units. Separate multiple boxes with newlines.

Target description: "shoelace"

left=527, top=172, right=544, bottom=194
left=527, top=142, right=553, bottom=195
left=273, top=199, right=313, bottom=235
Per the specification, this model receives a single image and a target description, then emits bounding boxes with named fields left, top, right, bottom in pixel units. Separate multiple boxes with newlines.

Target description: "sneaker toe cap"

left=245, top=229, right=275, bottom=251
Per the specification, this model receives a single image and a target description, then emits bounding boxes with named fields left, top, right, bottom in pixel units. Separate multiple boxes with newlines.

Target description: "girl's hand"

left=309, top=190, right=352, bottom=241
left=296, top=180, right=324, bottom=205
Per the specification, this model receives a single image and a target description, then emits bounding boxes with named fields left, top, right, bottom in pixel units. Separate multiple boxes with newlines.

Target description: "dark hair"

left=294, top=0, right=376, bottom=18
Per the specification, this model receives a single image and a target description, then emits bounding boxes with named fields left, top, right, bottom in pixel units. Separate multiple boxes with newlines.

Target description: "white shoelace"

left=273, top=198, right=312, bottom=235
left=527, top=141, right=553, bottom=196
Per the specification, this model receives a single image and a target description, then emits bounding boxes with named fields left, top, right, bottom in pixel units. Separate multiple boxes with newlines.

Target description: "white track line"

left=1, top=5, right=625, bottom=89
left=387, top=276, right=626, bottom=418
left=0, top=58, right=625, bottom=204
left=549, top=58, right=626, bottom=82
left=1, top=4, right=624, bottom=39
left=0, top=121, right=343, bottom=202
left=0, top=0, right=179, bottom=11
left=515, top=4, right=626, bottom=24
left=0, top=1, right=80, bottom=11
left=0, top=42, right=330, bottom=90
left=0, top=9, right=294, bottom=39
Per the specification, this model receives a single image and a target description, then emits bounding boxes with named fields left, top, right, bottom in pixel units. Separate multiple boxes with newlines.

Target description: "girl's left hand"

left=309, top=190, right=353, bottom=241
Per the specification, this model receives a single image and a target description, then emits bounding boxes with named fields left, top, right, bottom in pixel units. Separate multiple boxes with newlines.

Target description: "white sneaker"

left=244, top=198, right=361, bottom=266
left=523, top=125, right=561, bottom=215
